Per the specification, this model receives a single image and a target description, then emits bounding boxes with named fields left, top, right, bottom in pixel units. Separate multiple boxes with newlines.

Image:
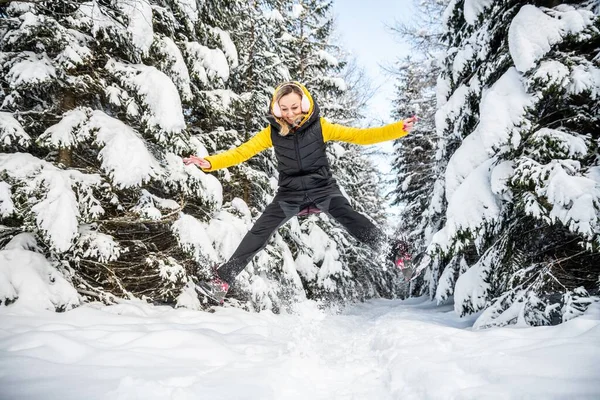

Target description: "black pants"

left=217, top=192, right=385, bottom=285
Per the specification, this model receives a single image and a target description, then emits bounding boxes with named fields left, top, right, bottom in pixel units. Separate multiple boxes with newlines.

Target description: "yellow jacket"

left=203, top=118, right=407, bottom=172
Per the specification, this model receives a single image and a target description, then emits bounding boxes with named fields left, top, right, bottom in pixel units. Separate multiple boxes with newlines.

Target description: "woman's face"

left=278, top=92, right=303, bottom=125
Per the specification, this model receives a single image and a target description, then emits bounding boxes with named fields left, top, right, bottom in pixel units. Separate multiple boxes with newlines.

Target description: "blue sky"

left=332, top=0, right=413, bottom=124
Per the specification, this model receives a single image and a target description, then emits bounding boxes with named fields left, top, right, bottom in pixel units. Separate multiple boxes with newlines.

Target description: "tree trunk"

left=58, top=90, right=76, bottom=167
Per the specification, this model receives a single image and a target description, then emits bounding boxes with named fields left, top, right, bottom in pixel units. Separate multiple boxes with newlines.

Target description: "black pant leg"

left=217, top=199, right=296, bottom=285
left=316, top=195, right=386, bottom=251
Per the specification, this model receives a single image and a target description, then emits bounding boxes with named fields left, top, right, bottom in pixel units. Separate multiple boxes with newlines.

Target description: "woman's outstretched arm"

left=185, top=126, right=273, bottom=172
left=321, top=117, right=415, bottom=145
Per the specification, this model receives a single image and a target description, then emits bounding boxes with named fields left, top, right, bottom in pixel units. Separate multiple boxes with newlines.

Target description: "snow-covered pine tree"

left=390, top=58, right=441, bottom=267
left=196, top=0, right=268, bottom=210
left=0, top=0, right=235, bottom=309
left=424, top=0, right=600, bottom=327
left=388, top=0, right=449, bottom=297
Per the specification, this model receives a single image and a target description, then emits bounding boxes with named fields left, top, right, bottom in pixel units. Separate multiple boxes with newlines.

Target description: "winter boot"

left=195, top=266, right=230, bottom=305
left=389, top=240, right=414, bottom=281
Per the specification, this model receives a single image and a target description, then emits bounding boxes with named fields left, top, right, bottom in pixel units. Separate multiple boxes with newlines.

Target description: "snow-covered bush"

left=0, top=233, right=79, bottom=311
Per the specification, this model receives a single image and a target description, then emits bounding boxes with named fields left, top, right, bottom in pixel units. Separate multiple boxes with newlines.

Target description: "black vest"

left=267, top=102, right=334, bottom=193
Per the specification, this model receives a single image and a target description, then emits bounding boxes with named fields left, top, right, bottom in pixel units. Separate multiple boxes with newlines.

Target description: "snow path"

left=1, top=297, right=599, bottom=399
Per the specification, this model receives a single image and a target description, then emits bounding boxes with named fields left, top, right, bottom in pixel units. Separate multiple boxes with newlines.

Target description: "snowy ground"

left=1, top=297, right=599, bottom=400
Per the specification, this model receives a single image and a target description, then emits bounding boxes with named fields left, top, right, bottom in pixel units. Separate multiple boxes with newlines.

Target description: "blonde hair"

left=275, top=84, right=306, bottom=136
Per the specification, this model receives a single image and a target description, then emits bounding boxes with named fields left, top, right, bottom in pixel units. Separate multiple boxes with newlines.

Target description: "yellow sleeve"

left=203, top=126, right=272, bottom=171
left=321, top=117, right=408, bottom=145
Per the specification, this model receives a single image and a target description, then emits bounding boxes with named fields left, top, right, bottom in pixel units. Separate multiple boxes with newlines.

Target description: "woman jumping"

left=184, top=81, right=416, bottom=303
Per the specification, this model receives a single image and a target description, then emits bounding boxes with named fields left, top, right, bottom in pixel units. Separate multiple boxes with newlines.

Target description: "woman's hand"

left=402, top=116, right=418, bottom=133
left=183, top=155, right=211, bottom=169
